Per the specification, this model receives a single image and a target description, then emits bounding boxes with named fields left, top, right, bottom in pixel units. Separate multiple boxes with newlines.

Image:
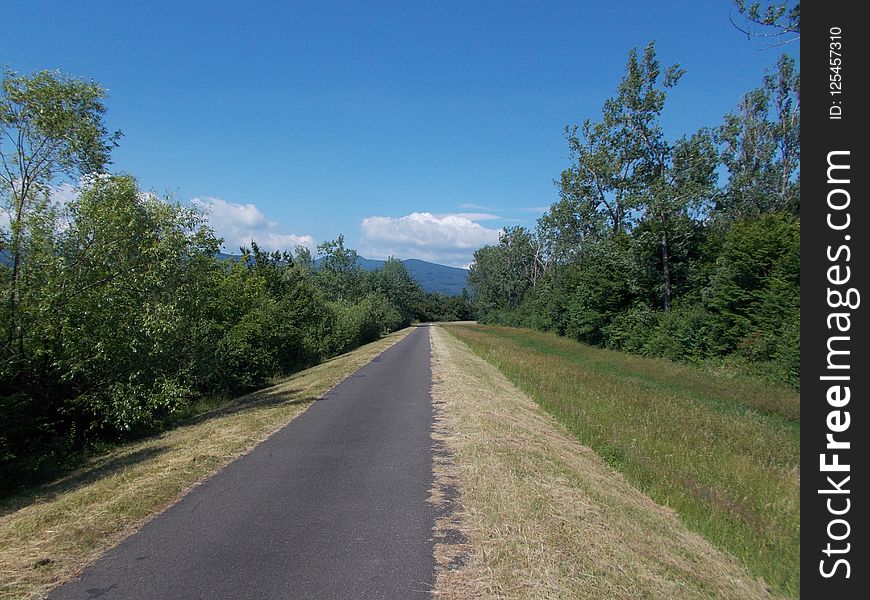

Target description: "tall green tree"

left=315, top=234, right=364, bottom=301
left=592, top=42, right=714, bottom=311
left=637, top=129, right=718, bottom=311
left=562, top=116, right=637, bottom=236
left=537, top=180, right=604, bottom=271
left=703, top=212, right=799, bottom=374
left=369, top=257, right=423, bottom=327
left=468, top=227, right=540, bottom=316
left=716, top=55, right=799, bottom=218
left=563, top=43, right=684, bottom=237
left=467, top=244, right=509, bottom=316
left=1, top=69, right=121, bottom=365
left=48, top=176, right=219, bottom=429
left=731, top=1, right=800, bottom=45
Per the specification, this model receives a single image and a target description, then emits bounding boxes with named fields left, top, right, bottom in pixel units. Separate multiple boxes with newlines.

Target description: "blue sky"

left=4, top=1, right=795, bottom=267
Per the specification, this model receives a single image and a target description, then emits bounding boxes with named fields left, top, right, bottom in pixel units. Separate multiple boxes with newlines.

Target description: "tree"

left=467, top=244, right=508, bottom=316
left=716, top=55, right=799, bottom=219
left=315, top=234, right=364, bottom=301
left=1, top=69, right=121, bottom=364
left=731, top=1, right=800, bottom=46
left=563, top=118, right=631, bottom=236
left=637, top=129, right=718, bottom=311
left=240, top=241, right=296, bottom=296
left=369, top=258, right=423, bottom=326
left=539, top=175, right=605, bottom=270
left=595, top=43, right=714, bottom=311
left=703, top=212, right=799, bottom=376
left=564, top=237, right=638, bottom=345
left=467, top=227, right=541, bottom=318
left=501, top=226, right=542, bottom=293
left=564, top=43, right=684, bottom=237
left=50, top=176, right=219, bottom=429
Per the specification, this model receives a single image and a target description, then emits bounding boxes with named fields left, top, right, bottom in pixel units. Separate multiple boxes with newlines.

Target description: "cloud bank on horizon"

left=12, top=188, right=514, bottom=268
left=360, top=212, right=502, bottom=268
left=195, top=197, right=509, bottom=268
left=191, top=196, right=316, bottom=254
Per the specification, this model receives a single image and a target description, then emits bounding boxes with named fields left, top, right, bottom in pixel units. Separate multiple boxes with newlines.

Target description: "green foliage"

left=315, top=235, right=365, bottom=301
left=732, top=1, right=800, bottom=43
left=716, top=54, right=799, bottom=218
left=326, top=293, right=396, bottom=355
left=1, top=173, right=225, bottom=487
left=607, top=301, right=720, bottom=362
left=0, top=68, right=431, bottom=490
left=0, top=68, right=121, bottom=186
left=563, top=238, right=637, bottom=345
left=703, top=213, right=799, bottom=379
left=417, top=290, right=474, bottom=323
left=468, top=44, right=799, bottom=389
left=1, top=69, right=123, bottom=382
left=369, top=258, right=423, bottom=328
left=467, top=226, right=542, bottom=316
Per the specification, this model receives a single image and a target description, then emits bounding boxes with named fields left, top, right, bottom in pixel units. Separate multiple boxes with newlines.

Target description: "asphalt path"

left=50, top=325, right=436, bottom=600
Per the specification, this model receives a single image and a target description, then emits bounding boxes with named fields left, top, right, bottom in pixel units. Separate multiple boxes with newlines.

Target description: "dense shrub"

left=0, top=175, right=428, bottom=491
left=563, top=241, right=637, bottom=346
left=467, top=49, right=799, bottom=389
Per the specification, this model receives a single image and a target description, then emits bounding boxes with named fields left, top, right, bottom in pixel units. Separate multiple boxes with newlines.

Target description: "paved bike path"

left=50, top=326, right=435, bottom=599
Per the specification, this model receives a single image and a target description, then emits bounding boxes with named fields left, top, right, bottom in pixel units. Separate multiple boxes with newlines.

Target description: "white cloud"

left=0, top=183, right=80, bottom=232
left=50, top=182, right=79, bottom=208
left=360, top=211, right=501, bottom=267
left=190, top=196, right=315, bottom=253
left=457, top=202, right=549, bottom=216
left=444, top=212, right=501, bottom=221
left=458, top=203, right=550, bottom=223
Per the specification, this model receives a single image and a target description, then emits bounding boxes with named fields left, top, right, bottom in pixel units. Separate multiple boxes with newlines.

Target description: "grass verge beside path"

left=0, top=327, right=414, bottom=600
left=429, top=325, right=777, bottom=599
left=440, top=324, right=799, bottom=598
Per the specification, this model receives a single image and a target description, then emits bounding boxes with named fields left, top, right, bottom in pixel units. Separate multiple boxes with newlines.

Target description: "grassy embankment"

left=0, top=327, right=413, bottom=600
left=438, top=324, right=799, bottom=598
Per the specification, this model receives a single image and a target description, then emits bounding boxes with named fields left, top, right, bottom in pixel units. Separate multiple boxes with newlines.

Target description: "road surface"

left=50, top=325, right=435, bottom=599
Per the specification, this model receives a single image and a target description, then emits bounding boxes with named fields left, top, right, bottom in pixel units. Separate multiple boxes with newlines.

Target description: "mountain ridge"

left=1, top=250, right=470, bottom=296
left=216, top=253, right=469, bottom=296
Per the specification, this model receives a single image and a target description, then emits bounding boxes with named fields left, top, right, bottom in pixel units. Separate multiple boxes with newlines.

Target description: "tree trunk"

left=7, top=191, right=26, bottom=359
left=661, top=221, right=672, bottom=312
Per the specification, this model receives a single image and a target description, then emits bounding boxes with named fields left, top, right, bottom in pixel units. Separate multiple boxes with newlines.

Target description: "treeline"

left=0, top=70, right=469, bottom=491
left=469, top=44, right=799, bottom=388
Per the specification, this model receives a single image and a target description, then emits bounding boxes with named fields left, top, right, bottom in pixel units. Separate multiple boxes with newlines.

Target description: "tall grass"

left=444, top=324, right=800, bottom=597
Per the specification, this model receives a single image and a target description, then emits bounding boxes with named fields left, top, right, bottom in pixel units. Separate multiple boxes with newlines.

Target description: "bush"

left=604, top=303, right=659, bottom=353
left=703, top=213, right=799, bottom=355
left=640, top=303, right=719, bottom=362
left=326, top=292, right=406, bottom=356
left=563, top=242, right=637, bottom=345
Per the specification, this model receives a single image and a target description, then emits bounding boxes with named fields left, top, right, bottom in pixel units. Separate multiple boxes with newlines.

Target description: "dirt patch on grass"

left=0, top=328, right=413, bottom=600
left=429, top=325, right=778, bottom=600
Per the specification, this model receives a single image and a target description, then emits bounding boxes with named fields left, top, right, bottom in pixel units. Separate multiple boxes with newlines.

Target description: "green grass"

left=443, top=323, right=800, bottom=598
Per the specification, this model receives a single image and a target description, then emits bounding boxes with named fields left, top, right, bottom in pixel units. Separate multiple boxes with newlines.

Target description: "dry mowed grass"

left=436, top=324, right=798, bottom=598
left=0, top=328, right=413, bottom=600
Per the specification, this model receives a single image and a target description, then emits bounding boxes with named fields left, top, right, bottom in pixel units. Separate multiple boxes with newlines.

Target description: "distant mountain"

left=216, top=252, right=469, bottom=296
left=401, top=259, right=469, bottom=296
left=314, top=256, right=469, bottom=296
left=4, top=248, right=470, bottom=295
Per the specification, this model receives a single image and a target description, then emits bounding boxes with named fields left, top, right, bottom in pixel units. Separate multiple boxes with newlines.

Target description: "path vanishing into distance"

left=50, top=326, right=436, bottom=600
